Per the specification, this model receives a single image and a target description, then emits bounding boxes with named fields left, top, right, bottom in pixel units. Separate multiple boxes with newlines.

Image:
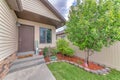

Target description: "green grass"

left=48, top=62, right=120, bottom=80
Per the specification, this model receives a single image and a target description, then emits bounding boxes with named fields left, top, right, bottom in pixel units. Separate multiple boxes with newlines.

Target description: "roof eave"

left=40, top=0, right=66, bottom=27
left=6, top=0, right=66, bottom=28
left=6, top=0, right=23, bottom=11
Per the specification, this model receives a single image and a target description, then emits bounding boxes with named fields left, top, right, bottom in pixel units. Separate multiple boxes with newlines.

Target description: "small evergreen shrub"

left=63, top=47, right=74, bottom=57
left=43, top=47, right=48, bottom=57
left=57, top=39, right=74, bottom=57
left=57, top=39, right=69, bottom=53
left=51, top=48, right=59, bottom=56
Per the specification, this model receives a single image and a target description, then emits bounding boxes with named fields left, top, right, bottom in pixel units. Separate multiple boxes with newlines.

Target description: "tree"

left=66, top=0, right=120, bottom=67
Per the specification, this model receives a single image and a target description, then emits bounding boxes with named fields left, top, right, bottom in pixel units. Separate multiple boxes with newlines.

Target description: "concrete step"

left=12, top=55, right=44, bottom=65
left=9, top=56, right=45, bottom=73
left=17, top=51, right=35, bottom=57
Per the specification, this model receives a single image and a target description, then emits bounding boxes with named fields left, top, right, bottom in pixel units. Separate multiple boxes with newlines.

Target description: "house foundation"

left=0, top=53, right=17, bottom=79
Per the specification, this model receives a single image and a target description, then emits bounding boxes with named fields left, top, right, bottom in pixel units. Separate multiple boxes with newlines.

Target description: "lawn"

left=48, top=62, right=120, bottom=80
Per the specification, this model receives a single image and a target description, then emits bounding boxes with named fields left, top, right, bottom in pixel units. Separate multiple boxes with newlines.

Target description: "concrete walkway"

left=3, top=56, right=56, bottom=80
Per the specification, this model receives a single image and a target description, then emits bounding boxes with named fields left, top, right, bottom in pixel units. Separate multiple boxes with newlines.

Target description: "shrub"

left=63, top=47, right=74, bottom=57
left=57, top=39, right=74, bottom=57
left=51, top=48, right=59, bottom=56
left=57, top=39, right=69, bottom=53
left=43, top=47, right=48, bottom=57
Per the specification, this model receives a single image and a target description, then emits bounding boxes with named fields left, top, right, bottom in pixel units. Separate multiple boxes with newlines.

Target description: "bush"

left=57, top=39, right=74, bottom=57
left=57, top=39, right=69, bottom=52
left=51, top=48, right=59, bottom=56
left=43, top=47, right=48, bottom=57
left=63, top=47, right=74, bottom=57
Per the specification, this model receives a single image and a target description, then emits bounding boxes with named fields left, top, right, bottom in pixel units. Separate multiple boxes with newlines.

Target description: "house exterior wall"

left=56, top=34, right=67, bottom=40
left=21, top=0, right=60, bottom=21
left=0, top=0, right=18, bottom=79
left=18, top=19, right=56, bottom=49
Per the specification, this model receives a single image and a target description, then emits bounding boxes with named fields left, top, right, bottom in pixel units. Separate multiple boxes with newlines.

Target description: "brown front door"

left=18, top=25, right=34, bottom=52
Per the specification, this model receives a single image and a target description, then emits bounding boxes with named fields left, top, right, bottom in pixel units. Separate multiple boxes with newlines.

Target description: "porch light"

left=16, top=22, right=21, bottom=27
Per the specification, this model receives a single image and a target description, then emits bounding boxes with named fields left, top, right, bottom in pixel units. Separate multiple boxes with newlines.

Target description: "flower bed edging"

left=46, top=60, right=110, bottom=75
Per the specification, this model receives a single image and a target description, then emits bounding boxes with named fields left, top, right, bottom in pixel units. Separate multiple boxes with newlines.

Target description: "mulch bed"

left=45, top=53, right=104, bottom=70
left=17, top=54, right=33, bottom=59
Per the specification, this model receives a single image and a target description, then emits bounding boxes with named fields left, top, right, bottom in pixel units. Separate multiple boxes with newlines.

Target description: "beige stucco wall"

left=0, top=0, right=18, bottom=61
left=18, top=19, right=56, bottom=49
left=21, top=0, right=60, bottom=21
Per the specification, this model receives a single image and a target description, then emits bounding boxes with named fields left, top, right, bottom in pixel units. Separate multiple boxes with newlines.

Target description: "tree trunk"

left=85, top=49, right=90, bottom=67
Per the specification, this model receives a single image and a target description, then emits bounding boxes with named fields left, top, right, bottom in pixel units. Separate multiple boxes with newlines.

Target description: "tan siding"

left=0, top=0, right=18, bottom=61
left=18, top=19, right=56, bottom=49
left=57, top=34, right=67, bottom=40
left=21, top=0, right=60, bottom=21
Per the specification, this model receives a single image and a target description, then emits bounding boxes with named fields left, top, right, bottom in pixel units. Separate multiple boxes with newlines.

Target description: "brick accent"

left=0, top=53, right=17, bottom=80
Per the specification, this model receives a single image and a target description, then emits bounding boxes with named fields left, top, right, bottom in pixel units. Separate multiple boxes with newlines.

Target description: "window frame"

left=39, top=27, right=52, bottom=44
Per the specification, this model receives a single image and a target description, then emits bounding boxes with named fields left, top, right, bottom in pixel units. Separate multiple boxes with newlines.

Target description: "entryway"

left=18, top=24, right=34, bottom=58
left=18, top=24, right=34, bottom=52
left=3, top=55, right=56, bottom=80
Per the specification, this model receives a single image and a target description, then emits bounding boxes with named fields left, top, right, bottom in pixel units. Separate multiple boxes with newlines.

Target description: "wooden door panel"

left=18, top=25, right=34, bottom=52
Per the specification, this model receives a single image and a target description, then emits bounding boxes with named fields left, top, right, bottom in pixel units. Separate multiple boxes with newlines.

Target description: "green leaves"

left=66, top=0, right=120, bottom=52
left=57, top=39, right=74, bottom=56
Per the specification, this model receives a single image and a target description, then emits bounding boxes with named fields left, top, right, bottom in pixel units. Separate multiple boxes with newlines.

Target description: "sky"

left=49, top=0, right=76, bottom=20
left=48, top=0, right=77, bottom=32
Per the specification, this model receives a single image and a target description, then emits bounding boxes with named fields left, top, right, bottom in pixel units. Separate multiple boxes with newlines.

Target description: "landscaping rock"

left=101, top=69, right=107, bottom=73
left=46, top=62, right=50, bottom=64
left=90, top=70, right=98, bottom=74
left=105, top=67, right=110, bottom=72
left=69, top=61, right=74, bottom=64
left=74, top=63, right=79, bottom=66
left=84, top=68, right=90, bottom=72
left=97, top=70, right=104, bottom=75
left=49, top=61, right=53, bottom=64
left=61, top=60, right=66, bottom=62
left=65, top=60, right=69, bottom=63
left=78, top=65, right=83, bottom=68
left=45, top=56, right=111, bottom=75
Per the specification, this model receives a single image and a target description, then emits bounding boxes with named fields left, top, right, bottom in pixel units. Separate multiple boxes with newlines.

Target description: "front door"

left=18, top=25, right=34, bottom=52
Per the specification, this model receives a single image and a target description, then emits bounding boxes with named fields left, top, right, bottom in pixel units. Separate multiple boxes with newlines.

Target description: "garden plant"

left=57, top=39, right=74, bottom=57
left=66, top=0, right=120, bottom=67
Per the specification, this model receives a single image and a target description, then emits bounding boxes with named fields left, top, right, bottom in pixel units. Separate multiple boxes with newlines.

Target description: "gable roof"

left=6, top=0, right=23, bottom=11
left=56, top=30, right=65, bottom=35
left=6, top=0, right=66, bottom=28
left=40, top=0, right=66, bottom=24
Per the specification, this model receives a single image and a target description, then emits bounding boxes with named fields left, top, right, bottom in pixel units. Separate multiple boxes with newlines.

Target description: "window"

left=40, top=28, right=52, bottom=43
